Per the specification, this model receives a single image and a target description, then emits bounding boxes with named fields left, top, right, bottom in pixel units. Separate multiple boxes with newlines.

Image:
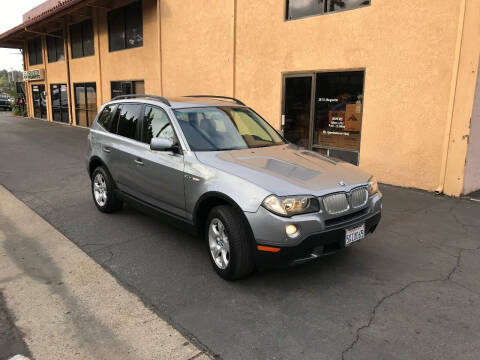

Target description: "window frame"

left=107, top=0, right=143, bottom=52
left=69, top=19, right=94, bottom=59
left=47, top=30, right=65, bottom=63
left=28, top=36, right=43, bottom=66
left=285, top=0, right=371, bottom=21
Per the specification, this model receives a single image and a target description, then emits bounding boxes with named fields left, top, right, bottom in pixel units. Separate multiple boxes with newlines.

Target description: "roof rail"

left=111, top=94, right=171, bottom=106
left=186, top=95, right=246, bottom=106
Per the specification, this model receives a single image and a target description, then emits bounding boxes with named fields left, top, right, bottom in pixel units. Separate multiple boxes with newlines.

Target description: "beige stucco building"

left=0, top=0, right=479, bottom=196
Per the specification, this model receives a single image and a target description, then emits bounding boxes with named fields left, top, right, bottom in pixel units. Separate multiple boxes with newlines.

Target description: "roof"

left=108, top=95, right=247, bottom=109
left=0, top=0, right=91, bottom=48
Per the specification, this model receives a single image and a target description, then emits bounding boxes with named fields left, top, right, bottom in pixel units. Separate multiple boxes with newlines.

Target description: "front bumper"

left=253, top=211, right=381, bottom=268
left=244, top=191, right=382, bottom=267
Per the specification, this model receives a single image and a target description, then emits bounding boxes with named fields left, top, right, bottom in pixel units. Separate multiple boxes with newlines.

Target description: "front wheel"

left=91, top=166, right=123, bottom=213
left=206, top=205, right=255, bottom=280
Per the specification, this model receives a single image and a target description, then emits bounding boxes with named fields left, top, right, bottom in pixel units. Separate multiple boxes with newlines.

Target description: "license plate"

left=345, top=224, right=365, bottom=246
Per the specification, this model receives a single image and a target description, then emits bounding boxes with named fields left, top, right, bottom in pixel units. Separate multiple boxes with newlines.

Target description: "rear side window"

left=115, top=104, right=142, bottom=140
left=143, top=106, right=175, bottom=144
left=97, top=104, right=116, bottom=131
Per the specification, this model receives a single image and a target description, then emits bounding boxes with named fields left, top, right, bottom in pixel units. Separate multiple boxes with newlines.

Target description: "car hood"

left=194, top=144, right=372, bottom=196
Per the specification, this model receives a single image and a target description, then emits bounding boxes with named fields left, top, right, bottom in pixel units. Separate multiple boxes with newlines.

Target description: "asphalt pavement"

left=1, top=114, right=480, bottom=360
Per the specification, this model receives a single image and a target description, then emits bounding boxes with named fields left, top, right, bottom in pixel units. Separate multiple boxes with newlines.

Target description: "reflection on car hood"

left=194, top=144, right=372, bottom=196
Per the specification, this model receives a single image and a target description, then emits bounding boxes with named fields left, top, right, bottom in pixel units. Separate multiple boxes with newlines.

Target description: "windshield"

left=174, top=106, right=285, bottom=151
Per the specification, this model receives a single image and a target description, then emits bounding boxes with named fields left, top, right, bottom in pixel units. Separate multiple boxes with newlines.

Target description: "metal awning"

left=0, top=0, right=112, bottom=48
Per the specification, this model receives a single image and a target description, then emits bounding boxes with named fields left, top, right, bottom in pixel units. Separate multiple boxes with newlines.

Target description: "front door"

left=283, top=71, right=365, bottom=165
left=32, top=84, right=47, bottom=119
left=51, top=84, right=69, bottom=123
left=135, top=105, right=186, bottom=218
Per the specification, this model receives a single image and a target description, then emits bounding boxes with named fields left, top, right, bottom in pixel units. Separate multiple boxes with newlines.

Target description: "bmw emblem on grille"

left=338, top=181, right=346, bottom=186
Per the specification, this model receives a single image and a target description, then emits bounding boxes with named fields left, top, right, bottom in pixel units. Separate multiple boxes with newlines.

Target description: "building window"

left=28, top=37, right=43, bottom=66
left=286, top=0, right=370, bottom=20
left=283, top=70, right=365, bottom=165
left=70, top=19, right=94, bottom=59
left=111, top=80, right=144, bottom=99
left=47, top=31, right=65, bottom=63
left=74, top=82, right=97, bottom=127
left=108, top=1, right=143, bottom=52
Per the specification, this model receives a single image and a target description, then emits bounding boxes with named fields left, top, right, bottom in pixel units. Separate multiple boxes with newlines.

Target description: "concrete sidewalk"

left=0, top=185, right=209, bottom=360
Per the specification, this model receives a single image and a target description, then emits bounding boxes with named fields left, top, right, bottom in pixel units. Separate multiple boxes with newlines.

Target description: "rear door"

left=105, top=103, right=145, bottom=199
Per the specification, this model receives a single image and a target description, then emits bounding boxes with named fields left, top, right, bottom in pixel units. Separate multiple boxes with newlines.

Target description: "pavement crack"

left=341, top=242, right=480, bottom=360
left=340, top=278, right=443, bottom=360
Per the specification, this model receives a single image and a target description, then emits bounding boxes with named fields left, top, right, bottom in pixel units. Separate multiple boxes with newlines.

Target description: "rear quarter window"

left=97, top=104, right=117, bottom=131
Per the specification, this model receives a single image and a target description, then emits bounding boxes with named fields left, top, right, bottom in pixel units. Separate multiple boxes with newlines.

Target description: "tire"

left=91, top=166, right=123, bottom=213
left=206, top=205, right=255, bottom=280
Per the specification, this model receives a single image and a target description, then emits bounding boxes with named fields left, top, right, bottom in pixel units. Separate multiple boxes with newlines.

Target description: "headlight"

left=368, top=176, right=378, bottom=196
left=262, top=195, right=319, bottom=217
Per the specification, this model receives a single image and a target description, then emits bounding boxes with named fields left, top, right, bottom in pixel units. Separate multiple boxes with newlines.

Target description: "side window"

left=116, top=104, right=142, bottom=140
left=143, top=106, right=175, bottom=144
left=97, top=104, right=116, bottom=131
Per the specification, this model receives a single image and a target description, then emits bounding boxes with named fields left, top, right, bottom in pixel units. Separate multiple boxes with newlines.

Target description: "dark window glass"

left=74, top=82, right=97, bottom=127
left=50, top=84, right=69, bottom=123
left=286, top=0, right=369, bottom=20
left=143, top=106, right=175, bottom=144
left=83, top=19, right=94, bottom=56
left=70, top=19, right=94, bottom=59
left=111, top=80, right=145, bottom=98
left=326, top=0, right=370, bottom=12
left=287, top=0, right=324, bottom=20
left=97, top=104, right=116, bottom=131
left=313, top=71, right=364, bottom=153
left=108, top=1, right=143, bottom=52
left=28, top=37, right=43, bottom=66
left=70, top=23, right=83, bottom=59
left=47, top=31, right=65, bottom=63
left=116, top=104, right=141, bottom=139
left=108, top=8, right=125, bottom=51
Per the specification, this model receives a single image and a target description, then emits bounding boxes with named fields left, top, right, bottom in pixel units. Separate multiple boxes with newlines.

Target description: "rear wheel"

left=91, top=166, right=123, bottom=213
left=206, top=205, right=254, bottom=280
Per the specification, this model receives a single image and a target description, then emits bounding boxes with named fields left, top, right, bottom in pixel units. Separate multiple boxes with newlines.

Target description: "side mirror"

left=150, top=138, right=174, bottom=151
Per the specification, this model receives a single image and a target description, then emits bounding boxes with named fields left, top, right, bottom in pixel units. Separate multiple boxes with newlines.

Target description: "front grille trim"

left=351, top=187, right=368, bottom=209
left=323, top=193, right=350, bottom=215
left=321, top=186, right=369, bottom=216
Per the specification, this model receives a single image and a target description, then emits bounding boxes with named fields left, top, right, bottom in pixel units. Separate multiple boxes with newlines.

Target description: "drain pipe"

left=436, top=0, right=466, bottom=195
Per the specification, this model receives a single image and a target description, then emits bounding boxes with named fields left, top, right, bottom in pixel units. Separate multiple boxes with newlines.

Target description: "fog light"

left=285, top=224, right=298, bottom=237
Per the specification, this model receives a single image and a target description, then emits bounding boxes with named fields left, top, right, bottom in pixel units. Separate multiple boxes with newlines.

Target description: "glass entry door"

left=32, top=84, right=47, bottom=119
left=50, top=84, right=69, bottom=123
left=74, top=82, right=97, bottom=127
left=283, top=75, right=314, bottom=148
left=282, top=71, right=365, bottom=165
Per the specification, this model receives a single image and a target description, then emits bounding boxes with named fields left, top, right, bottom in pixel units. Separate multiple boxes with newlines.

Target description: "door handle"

left=103, top=147, right=111, bottom=153
left=134, top=159, right=144, bottom=166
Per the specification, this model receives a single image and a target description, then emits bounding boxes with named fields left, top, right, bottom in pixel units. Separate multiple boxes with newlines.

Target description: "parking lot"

left=1, top=114, right=480, bottom=360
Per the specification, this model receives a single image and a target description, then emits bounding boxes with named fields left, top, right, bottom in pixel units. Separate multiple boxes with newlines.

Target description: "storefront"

left=0, top=0, right=479, bottom=196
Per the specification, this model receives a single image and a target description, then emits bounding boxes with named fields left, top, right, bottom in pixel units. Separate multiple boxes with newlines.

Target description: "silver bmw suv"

left=87, top=95, right=382, bottom=280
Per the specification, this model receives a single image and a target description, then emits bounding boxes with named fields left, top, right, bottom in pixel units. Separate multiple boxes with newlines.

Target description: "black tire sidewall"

left=205, top=205, right=254, bottom=280
left=91, top=166, right=121, bottom=213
